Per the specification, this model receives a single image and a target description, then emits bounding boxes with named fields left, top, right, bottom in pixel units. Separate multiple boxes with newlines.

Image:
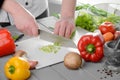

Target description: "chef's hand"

left=54, top=18, right=75, bottom=38
left=2, top=0, right=39, bottom=36
left=13, top=13, right=39, bottom=36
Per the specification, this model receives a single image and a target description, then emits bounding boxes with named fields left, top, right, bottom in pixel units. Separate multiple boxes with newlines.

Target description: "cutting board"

left=16, top=37, right=78, bottom=69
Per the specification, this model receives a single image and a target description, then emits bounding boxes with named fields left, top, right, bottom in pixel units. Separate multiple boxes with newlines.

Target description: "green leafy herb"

left=75, top=11, right=97, bottom=32
left=76, top=4, right=91, bottom=10
left=89, top=6, right=108, bottom=17
left=75, top=4, right=120, bottom=32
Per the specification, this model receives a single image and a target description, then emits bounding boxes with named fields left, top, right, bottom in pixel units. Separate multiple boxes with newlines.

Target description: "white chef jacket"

left=0, top=0, right=48, bottom=25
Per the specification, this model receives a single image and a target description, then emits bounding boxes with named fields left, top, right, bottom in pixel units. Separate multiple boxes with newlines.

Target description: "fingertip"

left=65, top=27, right=72, bottom=39
left=32, top=28, right=39, bottom=37
left=65, top=32, right=71, bottom=39
left=54, top=23, right=60, bottom=35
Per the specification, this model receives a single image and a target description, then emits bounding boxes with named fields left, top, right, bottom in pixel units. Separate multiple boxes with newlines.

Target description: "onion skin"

left=14, top=50, right=38, bottom=70
left=114, top=31, right=120, bottom=40
left=13, top=50, right=27, bottom=57
left=28, top=60, right=38, bottom=70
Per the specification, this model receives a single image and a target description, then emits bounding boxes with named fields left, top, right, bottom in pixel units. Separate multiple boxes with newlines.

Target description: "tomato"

left=99, top=21, right=116, bottom=34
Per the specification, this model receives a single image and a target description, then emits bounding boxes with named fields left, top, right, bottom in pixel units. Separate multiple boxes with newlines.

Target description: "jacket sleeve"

left=0, top=0, right=4, bottom=8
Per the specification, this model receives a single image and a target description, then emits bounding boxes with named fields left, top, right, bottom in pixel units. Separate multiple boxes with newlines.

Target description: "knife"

left=38, top=22, right=54, bottom=32
left=38, top=29, right=77, bottom=48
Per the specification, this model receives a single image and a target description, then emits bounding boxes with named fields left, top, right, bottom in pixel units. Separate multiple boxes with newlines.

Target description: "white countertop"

left=77, top=0, right=120, bottom=5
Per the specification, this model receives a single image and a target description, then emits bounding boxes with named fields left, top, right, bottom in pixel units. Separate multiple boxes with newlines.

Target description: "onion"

left=28, top=60, right=38, bottom=70
left=13, top=50, right=27, bottom=57
left=14, top=50, right=38, bottom=70
left=114, top=31, right=120, bottom=40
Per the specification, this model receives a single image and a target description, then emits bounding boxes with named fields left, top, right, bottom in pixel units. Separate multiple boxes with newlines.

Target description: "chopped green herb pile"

left=39, top=42, right=61, bottom=54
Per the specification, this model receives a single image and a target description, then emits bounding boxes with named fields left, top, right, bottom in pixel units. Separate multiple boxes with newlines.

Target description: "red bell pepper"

left=0, top=28, right=16, bottom=57
left=77, top=34, right=104, bottom=62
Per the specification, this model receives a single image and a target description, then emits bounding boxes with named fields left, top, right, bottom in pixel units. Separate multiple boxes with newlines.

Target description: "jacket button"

left=25, top=2, right=28, bottom=5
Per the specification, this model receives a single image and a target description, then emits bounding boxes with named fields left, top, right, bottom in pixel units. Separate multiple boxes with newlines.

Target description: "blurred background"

left=48, top=0, right=120, bottom=16
left=0, top=0, right=120, bottom=27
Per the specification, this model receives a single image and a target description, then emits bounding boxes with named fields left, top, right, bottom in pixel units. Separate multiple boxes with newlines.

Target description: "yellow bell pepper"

left=4, top=56, right=30, bottom=80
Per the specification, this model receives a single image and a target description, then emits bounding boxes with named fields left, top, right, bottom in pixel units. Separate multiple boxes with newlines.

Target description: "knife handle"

left=38, top=29, right=40, bottom=34
left=15, top=34, right=24, bottom=42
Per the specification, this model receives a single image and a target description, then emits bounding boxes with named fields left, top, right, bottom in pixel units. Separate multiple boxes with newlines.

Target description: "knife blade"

left=38, top=22, right=54, bottom=32
left=38, top=29, right=77, bottom=48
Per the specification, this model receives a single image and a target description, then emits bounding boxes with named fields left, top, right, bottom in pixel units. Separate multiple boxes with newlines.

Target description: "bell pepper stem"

left=86, top=44, right=95, bottom=53
left=9, top=65, right=15, bottom=74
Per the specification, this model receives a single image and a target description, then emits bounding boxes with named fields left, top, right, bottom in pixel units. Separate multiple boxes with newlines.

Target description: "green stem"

left=9, top=65, right=15, bottom=74
left=86, top=44, right=95, bottom=53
